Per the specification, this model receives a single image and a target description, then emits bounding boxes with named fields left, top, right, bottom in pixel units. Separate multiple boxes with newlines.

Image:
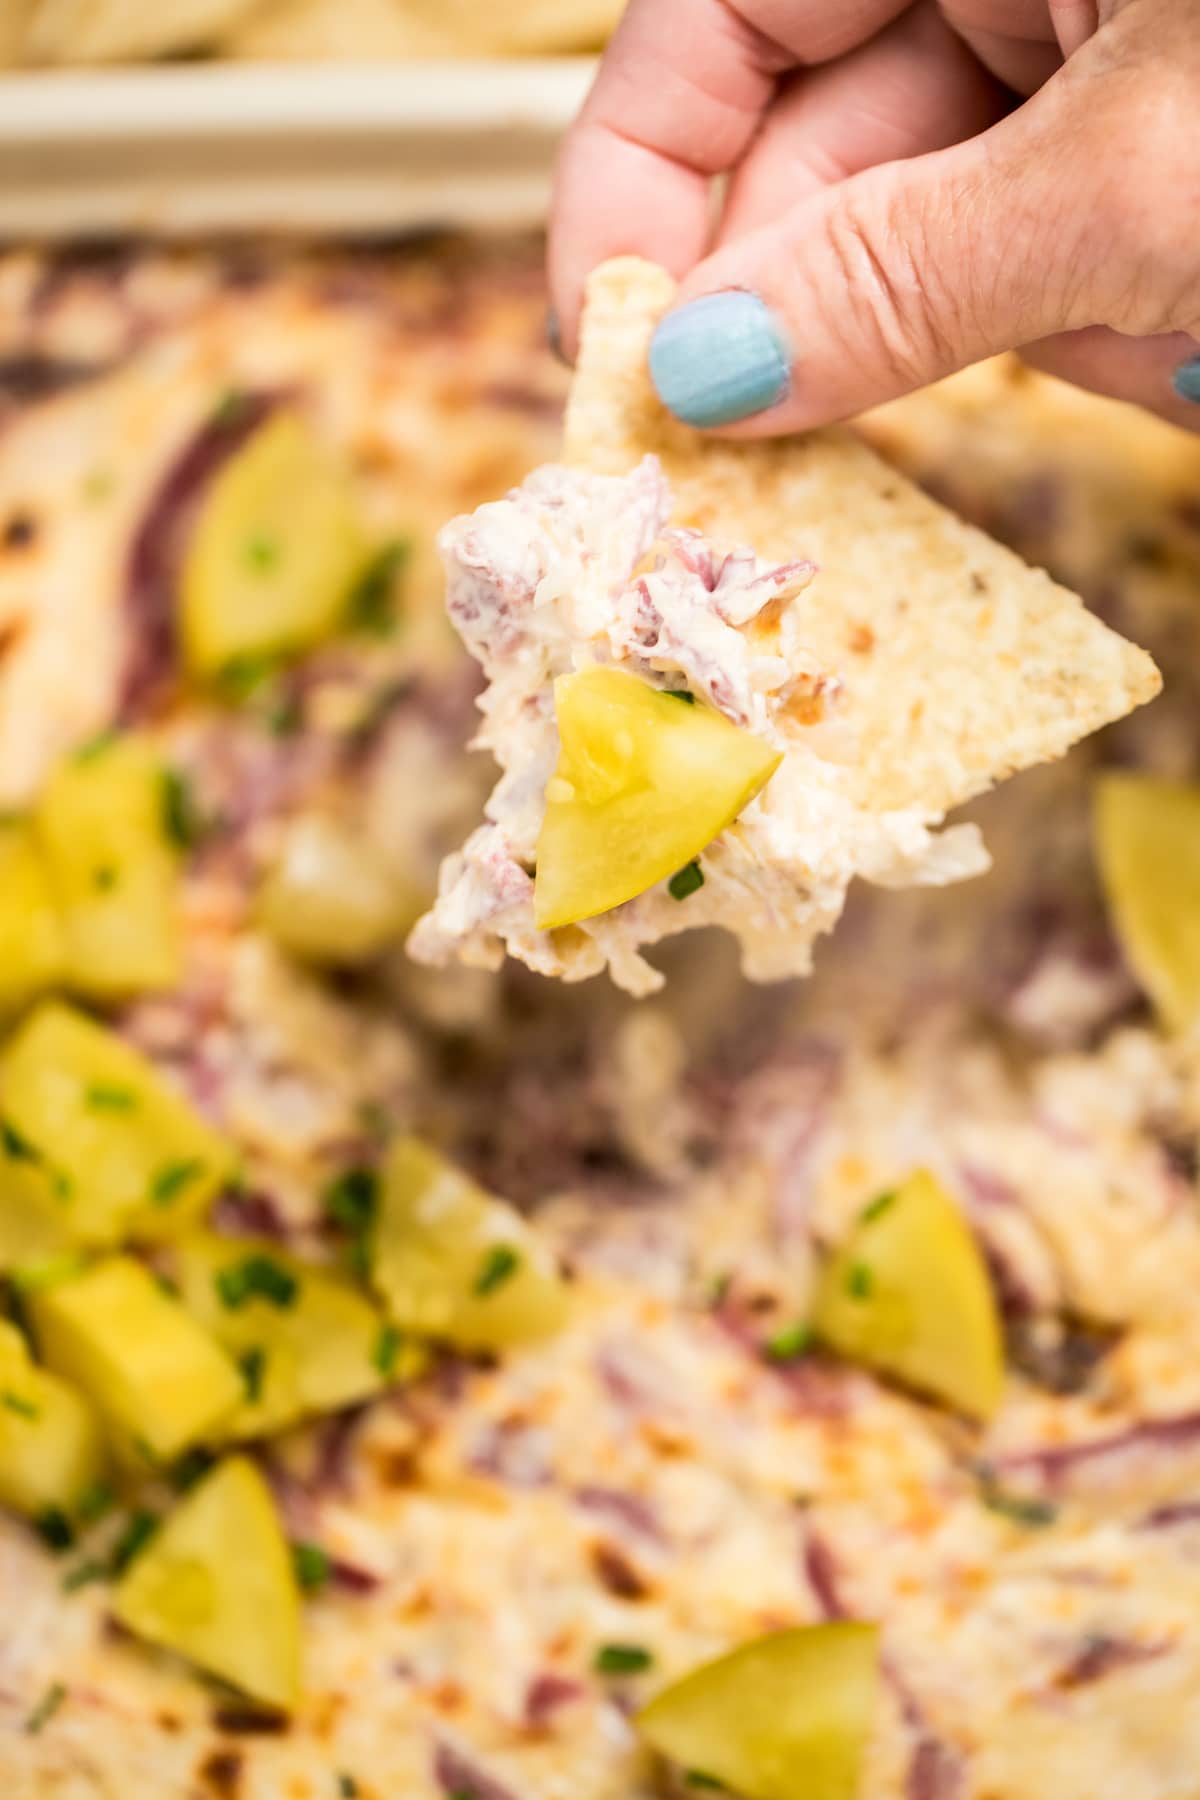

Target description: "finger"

left=1022, top=325, right=1200, bottom=434
left=719, top=1, right=1006, bottom=243
left=645, top=82, right=1099, bottom=434
left=938, top=0, right=1063, bottom=93
left=547, top=0, right=909, bottom=357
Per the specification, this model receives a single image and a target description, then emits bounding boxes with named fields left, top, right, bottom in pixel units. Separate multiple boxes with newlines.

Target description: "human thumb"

left=646, top=100, right=1091, bottom=435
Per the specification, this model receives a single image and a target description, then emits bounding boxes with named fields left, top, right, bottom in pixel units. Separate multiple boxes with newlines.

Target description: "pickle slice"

left=257, top=814, right=407, bottom=966
left=181, top=413, right=372, bottom=677
left=1094, top=771, right=1200, bottom=1034
left=371, top=1136, right=569, bottom=1351
left=30, top=1256, right=243, bottom=1464
left=0, top=1318, right=106, bottom=1521
left=174, top=1232, right=397, bottom=1440
left=638, top=1622, right=879, bottom=1800
left=813, top=1170, right=1004, bottom=1421
left=113, top=1455, right=301, bottom=1710
left=0, top=1001, right=235, bottom=1247
left=534, top=668, right=781, bottom=930
left=0, top=1137, right=75, bottom=1273
left=36, top=734, right=181, bottom=999
left=0, top=821, right=65, bottom=1016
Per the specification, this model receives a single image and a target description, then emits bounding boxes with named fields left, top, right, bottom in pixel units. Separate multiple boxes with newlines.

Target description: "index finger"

left=548, top=0, right=910, bottom=356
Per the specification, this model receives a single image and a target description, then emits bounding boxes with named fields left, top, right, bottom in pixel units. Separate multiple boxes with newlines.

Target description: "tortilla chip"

left=564, top=259, right=1161, bottom=819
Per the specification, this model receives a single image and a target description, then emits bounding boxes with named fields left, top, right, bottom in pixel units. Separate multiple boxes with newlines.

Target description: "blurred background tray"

left=0, top=60, right=593, bottom=238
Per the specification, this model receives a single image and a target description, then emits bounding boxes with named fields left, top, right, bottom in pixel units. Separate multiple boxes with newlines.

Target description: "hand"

left=549, top=0, right=1200, bottom=435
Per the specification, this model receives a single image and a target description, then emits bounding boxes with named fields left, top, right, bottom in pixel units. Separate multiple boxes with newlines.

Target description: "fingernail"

left=545, top=306, right=569, bottom=367
left=649, top=290, right=791, bottom=428
left=1173, top=355, right=1200, bottom=403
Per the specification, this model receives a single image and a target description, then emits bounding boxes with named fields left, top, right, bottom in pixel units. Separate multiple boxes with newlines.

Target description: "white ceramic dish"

left=0, top=59, right=594, bottom=238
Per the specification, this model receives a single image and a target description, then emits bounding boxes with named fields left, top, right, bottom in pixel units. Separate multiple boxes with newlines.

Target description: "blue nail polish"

left=545, top=306, right=569, bottom=367
left=649, top=290, right=791, bottom=428
left=1174, top=356, right=1200, bottom=404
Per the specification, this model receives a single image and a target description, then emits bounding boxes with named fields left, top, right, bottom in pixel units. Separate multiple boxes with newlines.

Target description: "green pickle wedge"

left=638, top=1622, right=879, bottom=1800
left=257, top=813, right=411, bottom=966
left=1094, top=771, right=1200, bottom=1034
left=534, top=667, right=781, bottom=930
left=181, top=412, right=372, bottom=676
left=174, top=1232, right=405, bottom=1440
left=0, top=1318, right=107, bottom=1521
left=813, top=1170, right=1004, bottom=1421
left=371, top=1136, right=569, bottom=1351
left=0, top=821, right=65, bottom=1016
left=30, top=1256, right=243, bottom=1465
left=0, top=1001, right=235, bottom=1247
left=36, top=734, right=181, bottom=998
left=113, top=1454, right=301, bottom=1711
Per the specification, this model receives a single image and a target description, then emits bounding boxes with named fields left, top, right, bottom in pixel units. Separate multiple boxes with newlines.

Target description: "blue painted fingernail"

left=649, top=290, right=791, bottom=428
left=1172, top=355, right=1200, bottom=403
left=545, top=306, right=569, bottom=367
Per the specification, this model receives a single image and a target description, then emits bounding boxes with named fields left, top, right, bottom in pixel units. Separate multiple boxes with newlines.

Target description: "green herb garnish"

left=860, top=1189, right=897, bottom=1224
left=474, top=1244, right=520, bottom=1298
left=85, top=1083, right=137, bottom=1113
left=25, top=1681, right=66, bottom=1735
left=92, top=863, right=118, bottom=893
left=665, top=689, right=696, bottom=704
left=1, top=1117, right=39, bottom=1162
left=216, top=1254, right=299, bottom=1312
left=62, top=1557, right=108, bottom=1593
left=239, top=1345, right=268, bottom=1403
left=337, top=1777, right=359, bottom=1799
left=846, top=1262, right=874, bottom=1300
left=764, top=1321, right=812, bottom=1363
left=34, top=1506, right=74, bottom=1551
left=170, top=1447, right=216, bottom=1492
left=322, top=1166, right=379, bottom=1234
left=668, top=859, right=704, bottom=902
left=1, top=1388, right=39, bottom=1420
left=979, top=1480, right=1059, bottom=1528
left=73, top=729, right=117, bottom=765
left=594, top=1642, right=653, bottom=1676
left=76, top=1480, right=116, bottom=1525
left=372, top=1323, right=403, bottom=1379
left=149, top=1158, right=206, bottom=1208
left=347, top=538, right=410, bottom=638
left=161, top=767, right=204, bottom=850
left=109, top=1509, right=158, bottom=1576
left=292, top=1542, right=331, bottom=1593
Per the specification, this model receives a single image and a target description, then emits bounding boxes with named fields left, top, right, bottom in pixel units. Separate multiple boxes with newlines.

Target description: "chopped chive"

left=34, top=1507, right=75, bottom=1552
left=292, top=1541, right=331, bottom=1593
left=1, top=1117, right=39, bottom=1162
left=860, top=1189, right=897, bottom=1224
left=245, top=533, right=280, bottom=573
left=593, top=1642, right=653, bottom=1676
left=62, top=1557, right=108, bottom=1593
left=85, top=1083, right=137, bottom=1114
left=846, top=1262, right=874, bottom=1300
left=161, top=767, right=204, bottom=850
left=764, top=1320, right=813, bottom=1363
left=214, top=653, right=281, bottom=704
left=347, top=538, right=410, bottom=637
left=92, top=863, right=118, bottom=893
left=216, top=1254, right=298, bottom=1311
left=211, top=387, right=252, bottom=428
left=1, top=1389, right=39, bottom=1420
left=12, top=1257, right=87, bottom=1302
left=668, top=859, right=704, bottom=902
left=372, top=1323, right=403, bottom=1379
left=239, top=1345, right=268, bottom=1404
left=337, top=1778, right=359, bottom=1799
left=265, top=693, right=303, bottom=737
left=474, top=1244, right=520, bottom=1298
left=24, top=1680, right=66, bottom=1735
left=76, top=1480, right=116, bottom=1526
left=149, top=1158, right=206, bottom=1208
left=170, top=1447, right=216, bottom=1492
left=73, top=729, right=117, bottom=764
left=665, top=689, right=695, bottom=704
left=706, top=1270, right=732, bottom=1308
left=979, top=1480, right=1059, bottom=1528
left=322, top=1166, right=379, bottom=1235
left=685, top=1775, right=726, bottom=1791
left=109, top=1509, right=158, bottom=1576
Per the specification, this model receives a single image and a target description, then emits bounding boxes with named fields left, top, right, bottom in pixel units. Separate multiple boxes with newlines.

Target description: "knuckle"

left=814, top=167, right=963, bottom=388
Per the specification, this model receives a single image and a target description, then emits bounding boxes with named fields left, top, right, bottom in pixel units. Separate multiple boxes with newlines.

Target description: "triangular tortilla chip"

left=410, top=257, right=1159, bottom=997
left=564, top=259, right=1160, bottom=818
